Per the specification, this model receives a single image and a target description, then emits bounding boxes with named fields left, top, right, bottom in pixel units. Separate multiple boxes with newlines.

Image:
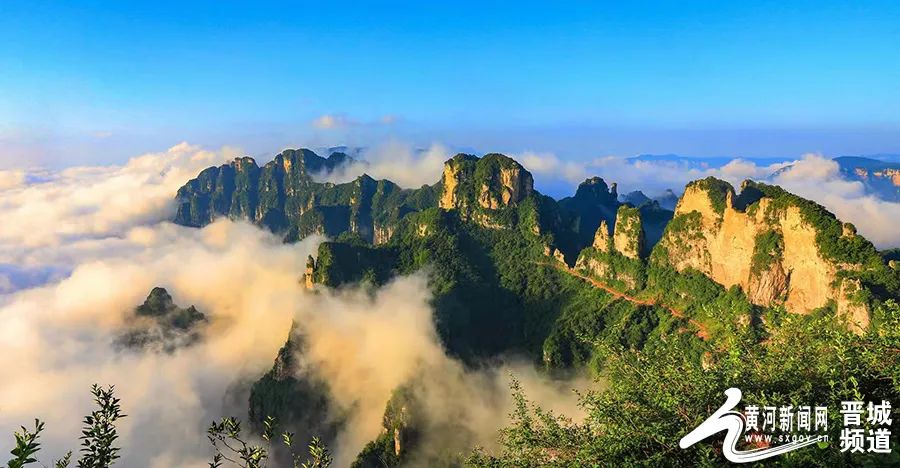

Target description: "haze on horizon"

left=2, top=1, right=900, bottom=168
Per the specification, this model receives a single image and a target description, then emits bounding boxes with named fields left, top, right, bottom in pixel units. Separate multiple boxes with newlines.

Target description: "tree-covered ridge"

left=173, top=148, right=439, bottom=243
left=173, top=150, right=674, bottom=259
left=166, top=150, right=899, bottom=465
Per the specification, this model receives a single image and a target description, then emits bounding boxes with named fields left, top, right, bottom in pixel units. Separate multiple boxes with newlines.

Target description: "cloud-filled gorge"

left=0, top=144, right=587, bottom=466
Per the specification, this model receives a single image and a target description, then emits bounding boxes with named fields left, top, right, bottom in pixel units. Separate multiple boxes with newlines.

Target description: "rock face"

left=304, top=255, right=316, bottom=290
left=612, top=206, right=644, bottom=260
left=439, top=153, right=533, bottom=212
left=174, top=148, right=438, bottom=243
left=174, top=149, right=345, bottom=228
left=116, top=287, right=207, bottom=352
left=592, top=220, right=611, bottom=252
left=558, top=177, right=619, bottom=248
left=655, top=178, right=877, bottom=324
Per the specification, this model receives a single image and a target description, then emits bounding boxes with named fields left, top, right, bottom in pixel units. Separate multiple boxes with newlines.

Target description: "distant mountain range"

left=628, top=153, right=900, bottom=202
left=772, top=155, right=900, bottom=202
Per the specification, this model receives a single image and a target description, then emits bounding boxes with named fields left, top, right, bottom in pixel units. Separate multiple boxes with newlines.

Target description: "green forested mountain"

left=171, top=149, right=900, bottom=466
left=173, top=148, right=439, bottom=243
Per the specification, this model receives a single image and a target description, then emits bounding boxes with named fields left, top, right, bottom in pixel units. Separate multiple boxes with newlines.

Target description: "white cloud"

left=0, top=169, right=25, bottom=190
left=312, top=114, right=352, bottom=130
left=771, top=154, right=900, bottom=249
left=0, top=142, right=586, bottom=467
left=0, top=218, right=323, bottom=466
left=518, top=151, right=590, bottom=184
left=315, top=140, right=450, bottom=188
left=0, top=142, right=237, bottom=269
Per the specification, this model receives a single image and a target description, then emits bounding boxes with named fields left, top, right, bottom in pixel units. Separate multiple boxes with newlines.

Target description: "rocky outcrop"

left=304, top=255, right=316, bottom=290
left=439, top=153, right=533, bottom=212
left=592, top=220, right=611, bottom=252
left=837, top=278, right=870, bottom=333
left=174, top=149, right=347, bottom=228
left=613, top=206, right=645, bottom=260
left=654, top=189, right=679, bottom=210
left=558, top=177, right=619, bottom=249
left=116, top=287, right=207, bottom=352
left=655, top=178, right=880, bottom=326
left=574, top=214, right=644, bottom=292
left=374, top=224, right=395, bottom=245
left=621, top=190, right=650, bottom=206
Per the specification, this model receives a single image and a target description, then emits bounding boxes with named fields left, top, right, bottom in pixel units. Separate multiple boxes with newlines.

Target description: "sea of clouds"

left=1, top=140, right=896, bottom=466
left=0, top=143, right=586, bottom=466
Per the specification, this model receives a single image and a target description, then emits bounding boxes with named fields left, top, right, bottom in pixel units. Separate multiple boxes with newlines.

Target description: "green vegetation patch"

left=750, top=229, right=784, bottom=275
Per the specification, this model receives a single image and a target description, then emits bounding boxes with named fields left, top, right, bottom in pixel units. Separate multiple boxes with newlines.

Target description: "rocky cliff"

left=652, top=177, right=888, bottom=330
left=439, top=153, right=534, bottom=214
left=574, top=206, right=648, bottom=292
left=612, top=206, right=644, bottom=260
left=173, top=148, right=439, bottom=243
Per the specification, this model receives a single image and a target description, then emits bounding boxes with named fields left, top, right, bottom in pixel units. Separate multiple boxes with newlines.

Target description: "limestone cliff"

left=574, top=213, right=645, bottom=292
left=612, top=206, right=644, bottom=260
left=592, top=220, right=611, bottom=252
left=653, top=177, right=885, bottom=328
left=438, top=153, right=533, bottom=213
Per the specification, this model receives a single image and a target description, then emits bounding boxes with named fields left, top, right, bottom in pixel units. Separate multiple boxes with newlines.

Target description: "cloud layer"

left=1, top=140, right=894, bottom=466
left=293, top=274, right=587, bottom=464
left=315, top=139, right=450, bottom=188
left=0, top=143, right=584, bottom=466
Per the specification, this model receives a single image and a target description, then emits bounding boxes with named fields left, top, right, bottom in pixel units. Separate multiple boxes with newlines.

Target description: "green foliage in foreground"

left=6, top=385, right=123, bottom=468
left=207, top=416, right=332, bottom=468
left=468, top=300, right=900, bottom=467
left=6, top=388, right=332, bottom=468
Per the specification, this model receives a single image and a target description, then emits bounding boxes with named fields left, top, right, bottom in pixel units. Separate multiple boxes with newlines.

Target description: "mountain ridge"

left=168, top=148, right=899, bottom=465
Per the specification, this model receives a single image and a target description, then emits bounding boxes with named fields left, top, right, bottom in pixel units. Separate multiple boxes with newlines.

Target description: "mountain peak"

left=574, top=176, right=617, bottom=203
left=439, top=153, right=533, bottom=211
left=136, top=287, right=176, bottom=316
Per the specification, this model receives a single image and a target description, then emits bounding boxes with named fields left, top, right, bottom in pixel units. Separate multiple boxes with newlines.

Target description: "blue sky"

left=2, top=1, right=900, bottom=167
